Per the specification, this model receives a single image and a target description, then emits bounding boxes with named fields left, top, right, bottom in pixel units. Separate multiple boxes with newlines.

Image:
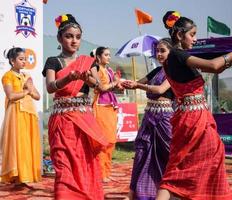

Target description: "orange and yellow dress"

left=0, top=70, right=41, bottom=183
left=93, top=66, right=118, bottom=179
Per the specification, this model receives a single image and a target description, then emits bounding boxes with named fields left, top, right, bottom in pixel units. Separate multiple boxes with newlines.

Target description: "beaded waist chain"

left=176, top=94, right=208, bottom=112
left=51, top=96, right=92, bottom=115
left=145, top=99, right=173, bottom=113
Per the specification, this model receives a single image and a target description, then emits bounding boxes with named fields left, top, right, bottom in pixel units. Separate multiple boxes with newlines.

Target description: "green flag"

left=207, top=16, right=230, bottom=36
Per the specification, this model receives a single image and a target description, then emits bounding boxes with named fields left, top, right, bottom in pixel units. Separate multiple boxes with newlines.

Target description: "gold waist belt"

left=145, top=99, right=173, bottom=113
left=176, top=94, right=208, bottom=112
left=51, top=96, right=92, bottom=114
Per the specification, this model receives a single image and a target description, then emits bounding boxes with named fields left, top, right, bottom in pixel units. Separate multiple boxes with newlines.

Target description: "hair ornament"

left=165, top=11, right=181, bottom=29
left=55, top=14, right=69, bottom=28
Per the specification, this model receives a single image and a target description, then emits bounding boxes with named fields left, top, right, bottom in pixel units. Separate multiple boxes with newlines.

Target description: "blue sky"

left=44, top=0, right=232, bottom=49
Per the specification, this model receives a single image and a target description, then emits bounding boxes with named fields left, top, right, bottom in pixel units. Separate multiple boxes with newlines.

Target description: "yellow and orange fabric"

left=0, top=70, right=41, bottom=183
left=93, top=66, right=118, bottom=179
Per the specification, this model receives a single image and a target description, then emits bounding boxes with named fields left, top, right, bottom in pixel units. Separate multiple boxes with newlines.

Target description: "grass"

left=112, top=142, right=135, bottom=163
left=43, top=132, right=135, bottom=163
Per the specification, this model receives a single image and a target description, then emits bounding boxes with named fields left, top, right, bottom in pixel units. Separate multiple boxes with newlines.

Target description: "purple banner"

left=213, top=113, right=232, bottom=156
left=189, top=37, right=232, bottom=55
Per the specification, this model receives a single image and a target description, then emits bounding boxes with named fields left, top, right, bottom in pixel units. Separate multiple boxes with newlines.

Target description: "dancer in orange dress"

left=42, top=14, right=108, bottom=200
left=156, top=11, right=232, bottom=200
left=92, top=47, right=122, bottom=183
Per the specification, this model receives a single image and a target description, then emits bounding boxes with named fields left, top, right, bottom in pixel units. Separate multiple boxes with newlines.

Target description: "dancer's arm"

left=133, top=79, right=170, bottom=94
left=187, top=52, right=232, bottom=73
left=3, top=84, right=30, bottom=101
left=45, top=69, right=80, bottom=94
left=90, top=67, right=119, bottom=91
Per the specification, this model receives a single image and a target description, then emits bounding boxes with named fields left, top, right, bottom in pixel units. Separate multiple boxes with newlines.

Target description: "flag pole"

left=137, top=24, right=149, bottom=72
left=131, top=56, right=137, bottom=103
left=132, top=56, right=136, bottom=81
left=136, top=12, right=150, bottom=73
left=137, top=24, right=142, bottom=36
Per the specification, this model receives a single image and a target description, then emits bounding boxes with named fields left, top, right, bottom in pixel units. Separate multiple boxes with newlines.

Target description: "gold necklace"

left=59, top=52, right=77, bottom=59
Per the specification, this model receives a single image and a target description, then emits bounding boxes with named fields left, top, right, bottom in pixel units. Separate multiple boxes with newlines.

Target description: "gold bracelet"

left=223, top=55, right=231, bottom=68
left=145, top=84, right=149, bottom=91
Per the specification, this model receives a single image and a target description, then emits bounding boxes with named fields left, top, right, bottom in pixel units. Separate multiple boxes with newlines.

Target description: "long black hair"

left=95, top=46, right=109, bottom=63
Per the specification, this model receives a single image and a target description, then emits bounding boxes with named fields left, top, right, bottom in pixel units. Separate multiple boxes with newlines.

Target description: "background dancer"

left=0, top=47, right=41, bottom=187
left=122, top=38, right=174, bottom=200
left=92, top=46, right=122, bottom=183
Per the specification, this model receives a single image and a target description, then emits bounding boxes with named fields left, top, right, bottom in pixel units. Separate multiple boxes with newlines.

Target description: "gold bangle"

left=145, top=84, right=149, bottom=91
left=223, top=55, right=231, bottom=68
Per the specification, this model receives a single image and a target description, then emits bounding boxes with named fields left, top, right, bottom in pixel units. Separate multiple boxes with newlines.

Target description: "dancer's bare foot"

left=13, top=183, right=34, bottom=190
left=128, top=190, right=134, bottom=200
left=156, top=189, right=171, bottom=200
left=12, top=183, right=28, bottom=190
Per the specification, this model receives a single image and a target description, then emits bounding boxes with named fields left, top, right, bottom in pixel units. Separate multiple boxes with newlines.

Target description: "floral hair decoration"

left=165, top=11, right=181, bottom=29
left=55, top=14, right=69, bottom=28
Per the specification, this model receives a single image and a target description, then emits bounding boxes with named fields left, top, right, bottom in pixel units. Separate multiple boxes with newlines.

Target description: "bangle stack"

left=52, top=80, right=60, bottom=90
left=223, top=55, right=231, bottom=68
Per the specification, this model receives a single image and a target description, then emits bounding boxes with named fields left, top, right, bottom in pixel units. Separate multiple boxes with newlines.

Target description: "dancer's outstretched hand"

left=121, top=80, right=137, bottom=89
left=116, top=81, right=125, bottom=91
left=79, top=71, right=90, bottom=81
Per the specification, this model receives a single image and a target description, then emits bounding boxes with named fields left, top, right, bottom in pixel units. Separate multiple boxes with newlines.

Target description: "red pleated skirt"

left=160, top=109, right=232, bottom=200
left=48, top=111, right=107, bottom=200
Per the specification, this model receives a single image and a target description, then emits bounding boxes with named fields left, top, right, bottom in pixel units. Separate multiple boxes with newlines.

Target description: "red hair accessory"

left=55, top=15, right=69, bottom=28
left=165, top=11, right=181, bottom=29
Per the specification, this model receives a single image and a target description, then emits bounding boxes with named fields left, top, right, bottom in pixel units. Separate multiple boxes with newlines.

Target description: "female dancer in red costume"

left=42, top=14, right=108, bottom=200
left=156, top=11, right=232, bottom=200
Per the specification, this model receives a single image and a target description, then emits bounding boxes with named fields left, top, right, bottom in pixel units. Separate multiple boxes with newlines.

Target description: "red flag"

left=43, top=0, right=48, bottom=4
left=135, top=8, right=152, bottom=25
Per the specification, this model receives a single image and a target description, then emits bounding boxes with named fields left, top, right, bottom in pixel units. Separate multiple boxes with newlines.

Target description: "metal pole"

left=131, top=56, right=137, bottom=103
left=132, top=56, right=136, bottom=81
left=137, top=25, right=149, bottom=72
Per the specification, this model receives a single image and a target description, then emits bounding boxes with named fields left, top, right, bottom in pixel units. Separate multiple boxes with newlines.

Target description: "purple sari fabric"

left=130, top=68, right=173, bottom=200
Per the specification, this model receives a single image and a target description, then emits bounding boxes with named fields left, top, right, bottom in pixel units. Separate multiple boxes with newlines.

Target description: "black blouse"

left=165, top=49, right=201, bottom=83
left=42, top=56, right=89, bottom=94
left=146, top=67, right=174, bottom=100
